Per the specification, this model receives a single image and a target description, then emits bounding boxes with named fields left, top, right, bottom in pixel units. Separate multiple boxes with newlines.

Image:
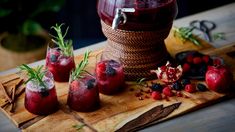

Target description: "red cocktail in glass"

left=67, top=75, right=100, bottom=112
left=96, top=59, right=125, bottom=95
left=46, top=43, right=75, bottom=82
left=24, top=71, right=59, bottom=115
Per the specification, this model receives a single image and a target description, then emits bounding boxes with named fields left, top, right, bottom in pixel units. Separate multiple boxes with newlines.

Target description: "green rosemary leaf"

left=173, top=27, right=201, bottom=46
left=189, top=37, right=200, bottom=46
left=63, top=26, right=69, bottom=38
left=72, top=124, right=85, bottom=131
left=37, top=65, right=43, bottom=72
left=50, top=23, right=73, bottom=57
left=71, top=50, right=91, bottom=80
left=24, top=77, right=34, bottom=84
left=212, top=32, right=225, bottom=41
left=136, top=78, right=146, bottom=85
left=18, top=64, right=47, bottom=89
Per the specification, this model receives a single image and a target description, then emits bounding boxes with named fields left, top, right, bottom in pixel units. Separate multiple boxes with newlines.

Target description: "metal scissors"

left=190, top=20, right=216, bottom=42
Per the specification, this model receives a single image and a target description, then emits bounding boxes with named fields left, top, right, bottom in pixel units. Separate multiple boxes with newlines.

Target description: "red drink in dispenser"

left=97, top=0, right=178, bottom=31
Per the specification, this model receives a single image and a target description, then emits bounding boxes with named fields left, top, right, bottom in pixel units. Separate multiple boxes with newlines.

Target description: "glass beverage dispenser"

left=97, top=0, right=178, bottom=80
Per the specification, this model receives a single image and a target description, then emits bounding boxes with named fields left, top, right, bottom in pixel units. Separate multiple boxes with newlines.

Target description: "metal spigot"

left=112, top=8, right=135, bottom=30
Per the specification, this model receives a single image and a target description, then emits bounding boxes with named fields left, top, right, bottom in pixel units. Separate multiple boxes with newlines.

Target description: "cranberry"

left=151, top=91, right=162, bottom=100
left=163, top=87, right=174, bottom=97
left=185, top=84, right=196, bottom=93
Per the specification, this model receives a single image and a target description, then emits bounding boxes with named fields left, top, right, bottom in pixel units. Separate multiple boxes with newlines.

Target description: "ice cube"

left=26, top=79, right=41, bottom=92
left=59, top=57, right=70, bottom=66
left=43, top=78, right=54, bottom=90
left=26, top=76, right=54, bottom=92
left=44, top=71, right=54, bottom=80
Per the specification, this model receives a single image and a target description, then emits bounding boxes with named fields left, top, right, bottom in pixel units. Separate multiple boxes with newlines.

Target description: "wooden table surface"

left=1, top=2, right=235, bottom=132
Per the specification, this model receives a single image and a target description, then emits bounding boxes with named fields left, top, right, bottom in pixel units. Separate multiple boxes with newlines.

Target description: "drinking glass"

left=67, top=73, right=100, bottom=112
left=45, top=42, right=75, bottom=82
left=95, top=52, right=125, bottom=95
left=25, top=70, right=59, bottom=115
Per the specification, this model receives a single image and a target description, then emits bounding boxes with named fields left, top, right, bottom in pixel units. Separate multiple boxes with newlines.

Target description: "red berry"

left=97, top=62, right=106, bottom=71
left=185, top=84, right=196, bottom=93
left=70, top=80, right=80, bottom=91
left=186, top=55, right=193, bottom=63
left=183, top=63, right=191, bottom=73
left=96, top=62, right=107, bottom=80
left=193, top=57, right=202, bottom=64
left=151, top=91, right=162, bottom=100
left=202, top=55, right=210, bottom=64
left=176, top=91, right=183, bottom=97
left=163, top=87, right=174, bottom=97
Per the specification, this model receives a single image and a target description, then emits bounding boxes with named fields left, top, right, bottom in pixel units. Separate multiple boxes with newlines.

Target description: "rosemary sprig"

left=72, top=124, right=85, bottom=131
left=50, top=23, right=73, bottom=57
left=135, top=78, right=148, bottom=89
left=136, top=78, right=146, bottom=85
left=19, top=64, right=47, bottom=89
left=212, top=32, right=225, bottom=41
left=71, top=50, right=91, bottom=81
left=173, top=27, right=201, bottom=46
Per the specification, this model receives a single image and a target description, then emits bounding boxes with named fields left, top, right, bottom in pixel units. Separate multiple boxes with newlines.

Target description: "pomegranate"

left=151, top=61, right=183, bottom=83
left=205, top=65, right=233, bottom=93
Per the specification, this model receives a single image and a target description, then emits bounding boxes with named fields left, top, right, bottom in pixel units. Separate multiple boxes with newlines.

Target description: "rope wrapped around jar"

left=101, top=20, right=172, bottom=81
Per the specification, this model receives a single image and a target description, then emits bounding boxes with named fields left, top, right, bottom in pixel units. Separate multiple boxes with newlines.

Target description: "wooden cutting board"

left=0, top=31, right=235, bottom=132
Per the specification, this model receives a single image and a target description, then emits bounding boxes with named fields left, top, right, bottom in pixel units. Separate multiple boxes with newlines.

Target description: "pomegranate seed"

left=160, top=66, right=167, bottom=71
left=135, top=92, right=142, bottom=97
left=176, top=92, right=183, bottom=97
left=139, top=97, right=144, bottom=100
left=145, top=95, right=150, bottom=99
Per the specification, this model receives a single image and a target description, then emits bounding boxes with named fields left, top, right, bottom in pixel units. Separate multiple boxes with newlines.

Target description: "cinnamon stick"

left=1, top=85, right=25, bottom=109
left=15, top=85, right=26, bottom=98
left=10, top=85, right=16, bottom=113
left=0, top=82, right=12, bottom=103
left=9, top=79, right=23, bottom=112
left=8, top=79, right=23, bottom=98
left=1, top=101, right=9, bottom=108
left=0, top=79, right=23, bottom=111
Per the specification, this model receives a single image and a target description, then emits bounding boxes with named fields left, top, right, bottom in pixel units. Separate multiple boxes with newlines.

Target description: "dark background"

left=2, top=0, right=234, bottom=49
left=55, top=0, right=234, bottom=49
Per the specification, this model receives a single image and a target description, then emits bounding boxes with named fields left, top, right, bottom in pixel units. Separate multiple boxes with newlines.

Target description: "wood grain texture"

left=0, top=35, right=235, bottom=132
left=22, top=110, right=92, bottom=132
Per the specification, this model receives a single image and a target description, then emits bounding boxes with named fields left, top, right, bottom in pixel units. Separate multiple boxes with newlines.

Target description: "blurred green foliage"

left=0, top=0, right=65, bottom=35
